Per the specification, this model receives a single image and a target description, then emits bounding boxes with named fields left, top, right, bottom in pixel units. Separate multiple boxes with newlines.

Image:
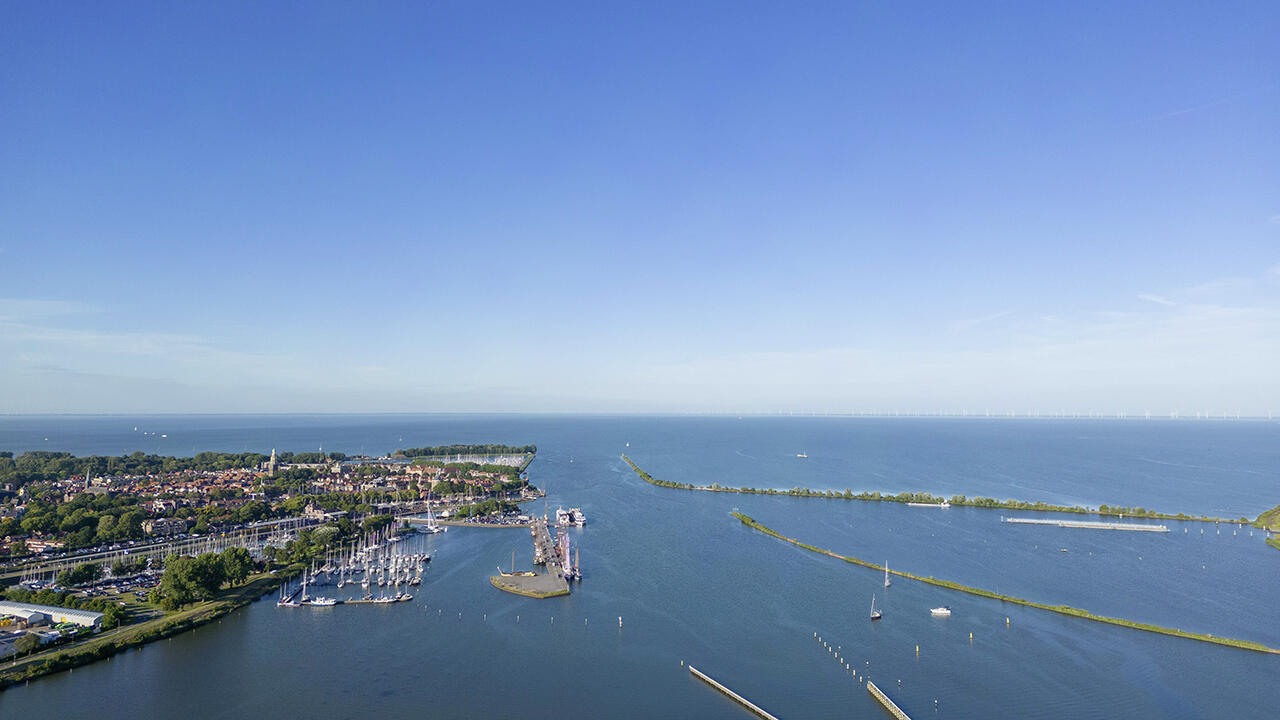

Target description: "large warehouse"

left=0, top=601, right=103, bottom=629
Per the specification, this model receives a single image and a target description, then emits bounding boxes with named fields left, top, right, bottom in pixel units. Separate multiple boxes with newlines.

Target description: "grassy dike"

left=0, top=568, right=296, bottom=690
left=1254, top=504, right=1280, bottom=553
left=620, top=455, right=1249, bottom=525
left=731, top=511, right=1280, bottom=655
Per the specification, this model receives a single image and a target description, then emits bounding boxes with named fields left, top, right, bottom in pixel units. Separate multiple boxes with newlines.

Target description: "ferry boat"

left=907, top=500, right=951, bottom=509
left=930, top=606, right=952, bottom=617
left=556, top=507, right=587, bottom=526
left=796, top=452, right=808, bottom=458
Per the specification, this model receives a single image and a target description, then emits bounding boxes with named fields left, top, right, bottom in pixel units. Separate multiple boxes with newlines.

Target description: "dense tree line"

left=152, top=547, right=253, bottom=610
left=394, top=444, right=535, bottom=458
left=452, top=499, right=519, bottom=518
left=56, top=563, right=102, bottom=588
left=0, top=493, right=150, bottom=550
left=0, top=451, right=270, bottom=491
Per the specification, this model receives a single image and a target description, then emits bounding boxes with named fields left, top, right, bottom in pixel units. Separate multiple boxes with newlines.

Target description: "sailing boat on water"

left=870, top=593, right=882, bottom=621
left=884, top=562, right=891, bottom=588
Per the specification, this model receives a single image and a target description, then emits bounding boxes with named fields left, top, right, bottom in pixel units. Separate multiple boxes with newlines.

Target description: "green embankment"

left=621, top=455, right=1245, bottom=524
left=0, top=570, right=291, bottom=690
left=1268, top=537, right=1280, bottom=552
left=731, top=512, right=1280, bottom=655
left=1254, top=504, right=1280, bottom=532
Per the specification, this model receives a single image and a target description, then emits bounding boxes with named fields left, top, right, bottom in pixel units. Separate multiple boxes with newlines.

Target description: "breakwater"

left=866, top=680, right=912, bottom=720
left=688, top=665, right=780, bottom=720
left=621, top=455, right=1243, bottom=525
left=731, top=512, right=1280, bottom=655
left=1003, top=517, right=1169, bottom=532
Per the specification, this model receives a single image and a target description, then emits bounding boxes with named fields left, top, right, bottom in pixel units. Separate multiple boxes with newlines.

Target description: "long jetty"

left=1003, top=517, right=1169, bottom=532
left=866, top=681, right=911, bottom=720
left=688, top=666, right=780, bottom=720
left=489, top=515, right=569, bottom=598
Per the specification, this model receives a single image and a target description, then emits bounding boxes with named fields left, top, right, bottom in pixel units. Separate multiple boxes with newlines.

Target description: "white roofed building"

left=0, top=601, right=103, bottom=629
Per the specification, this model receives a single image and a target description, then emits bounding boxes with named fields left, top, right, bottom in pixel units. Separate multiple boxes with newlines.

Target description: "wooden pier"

left=1004, top=517, right=1169, bottom=532
left=688, top=666, right=780, bottom=720
left=866, top=681, right=912, bottom=720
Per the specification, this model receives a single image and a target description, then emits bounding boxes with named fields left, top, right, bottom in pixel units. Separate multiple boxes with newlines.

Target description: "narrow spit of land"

left=731, top=512, right=1280, bottom=655
left=620, top=456, right=1280, bottom=654
left=621, top=455, right=1265, bottom=526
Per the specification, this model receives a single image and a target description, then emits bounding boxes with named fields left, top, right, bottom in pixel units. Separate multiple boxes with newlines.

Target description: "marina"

left=1003, top=517, right=1170, bottom=532
left=276, top=528, right=429, bottom=607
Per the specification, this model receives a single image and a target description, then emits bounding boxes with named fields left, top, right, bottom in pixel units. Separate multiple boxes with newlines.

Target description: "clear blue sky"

left=2, top=2, right=1277, bottom=414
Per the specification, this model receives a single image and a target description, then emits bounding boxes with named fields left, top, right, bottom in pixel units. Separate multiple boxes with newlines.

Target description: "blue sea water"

left=0, top=414, right=1276, bottom=719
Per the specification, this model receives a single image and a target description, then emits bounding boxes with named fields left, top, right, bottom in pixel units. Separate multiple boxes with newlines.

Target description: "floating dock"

left=866, top=681, right=911, bottom=720
left=1003, top=517, right=1169, bottom=532
left=688, top=665, right=780, bottom=720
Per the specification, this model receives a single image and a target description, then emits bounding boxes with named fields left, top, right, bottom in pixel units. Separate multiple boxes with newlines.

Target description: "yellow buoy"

left=1006, top=617, right=1010, bottom=627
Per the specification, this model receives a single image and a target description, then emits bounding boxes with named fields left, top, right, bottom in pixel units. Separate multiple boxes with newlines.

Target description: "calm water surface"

left=0, top=415, right=1276, bottom=719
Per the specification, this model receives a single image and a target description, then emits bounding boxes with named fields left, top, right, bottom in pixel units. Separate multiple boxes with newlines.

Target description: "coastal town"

left=0, top=444, right=538, bottom=671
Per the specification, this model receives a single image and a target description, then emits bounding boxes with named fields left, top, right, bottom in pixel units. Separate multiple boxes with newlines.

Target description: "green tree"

left=116, top=509, right=145, bottom=539
left=159, top=555, right=199, bottom=607
left=220, top=547, right=251, bottom=587
left=190, top=553, right=227, bottom=597
left=158, top=554, right=227, bottom=607
left=95, top=514, right=117, bottom=542
left=15, top=633, right=40, bottom=656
